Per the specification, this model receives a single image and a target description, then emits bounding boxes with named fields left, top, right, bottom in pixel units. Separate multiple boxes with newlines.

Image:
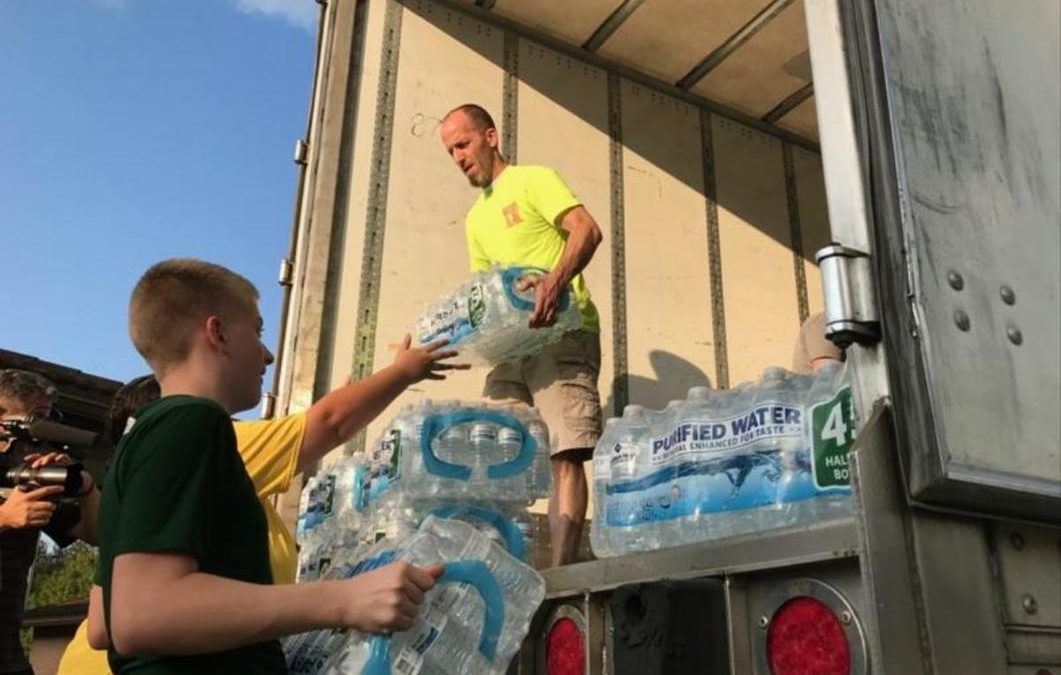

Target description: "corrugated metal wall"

left=281, top=0, right=831, bottom=514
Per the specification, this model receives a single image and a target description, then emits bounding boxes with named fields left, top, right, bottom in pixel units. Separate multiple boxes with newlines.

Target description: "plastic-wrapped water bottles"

left=285, top=517, right=545, bottom=675
left=415, top=265, right=582, bottom=365
left=591, top=405, right=659, bottom=557
left=394, top=402, right=552, bottom=504
left=803, top=361, right=855, bottom=521
left=589, top=364, right=857, bottom=557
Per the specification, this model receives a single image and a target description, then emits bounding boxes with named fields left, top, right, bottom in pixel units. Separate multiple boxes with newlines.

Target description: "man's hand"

left=0, top=484, right=63, bottom=529
left=517, top=272, right=565, bottom=328
left=340, top=561, right=444, bottom=633
left=391, top=335, right=470, bottom=384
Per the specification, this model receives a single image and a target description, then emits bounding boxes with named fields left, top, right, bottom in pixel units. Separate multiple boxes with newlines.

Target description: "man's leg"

left=549, top=448, right=591, bottom=566
left=528, top=331, right=603, bottom=567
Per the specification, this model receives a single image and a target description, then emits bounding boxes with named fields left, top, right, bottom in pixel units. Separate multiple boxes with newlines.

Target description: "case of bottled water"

left=590, top=363, right=857, bottom=557
left=415, top=265, right=582, bottom=365
left=285, top=517, right=545, bottom=675
left=389, top=401, right=551, bottom=504
left=361, top=492, right=536, bottom=564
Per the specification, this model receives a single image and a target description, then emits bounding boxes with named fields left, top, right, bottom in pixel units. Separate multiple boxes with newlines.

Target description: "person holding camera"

left=0, top=369, right=98, bottom=675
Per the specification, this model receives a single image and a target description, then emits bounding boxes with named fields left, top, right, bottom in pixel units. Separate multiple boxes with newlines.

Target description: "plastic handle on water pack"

left=501, top=266, right=571, bottom=313
left=419, top=410, right=538, bottom=480
left=428, top=505, right=526, bottom=561
left=361, top=560, right=505, bottom=673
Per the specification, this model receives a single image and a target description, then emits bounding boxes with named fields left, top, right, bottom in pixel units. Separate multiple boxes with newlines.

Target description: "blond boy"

left=91, top=259, right=456, bottom=674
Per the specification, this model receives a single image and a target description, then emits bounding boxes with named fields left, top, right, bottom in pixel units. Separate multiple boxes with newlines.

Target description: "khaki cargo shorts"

left=482, top=330, right=603, bottom=459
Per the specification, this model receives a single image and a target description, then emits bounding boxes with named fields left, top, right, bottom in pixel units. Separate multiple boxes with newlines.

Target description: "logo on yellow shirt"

left=502, top=202, right=523, bottom=227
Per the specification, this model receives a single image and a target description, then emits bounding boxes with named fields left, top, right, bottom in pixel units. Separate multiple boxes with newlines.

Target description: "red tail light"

left=766, top=596, right=851, bottom=675
left=546, top=616, right=586, bottom=675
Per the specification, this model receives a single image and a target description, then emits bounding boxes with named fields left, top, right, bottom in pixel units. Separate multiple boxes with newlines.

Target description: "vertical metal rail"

left=348, top=0, right=404, bottom=454
left=502, top=31, right=519, bottom=163
left=700, top=110, right=730, bottom=389
left=607, top=73, right=629, bottom=411
left=783, top=143, right=811, bottom=324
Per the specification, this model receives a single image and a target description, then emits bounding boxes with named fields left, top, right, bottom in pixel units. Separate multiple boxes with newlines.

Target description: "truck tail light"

left=546, top=616, right=585, bottom=675
left=766, top=596, right=851, bottom=675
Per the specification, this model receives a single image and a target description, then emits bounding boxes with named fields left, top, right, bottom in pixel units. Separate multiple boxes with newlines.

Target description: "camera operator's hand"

left=24, top=451, right=95, bottom=497
left=0, top=484, right=64, bottom=529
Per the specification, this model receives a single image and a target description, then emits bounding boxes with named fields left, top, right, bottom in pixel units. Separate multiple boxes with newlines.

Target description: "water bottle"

left=590, top=418, right=620, bottom=558
left=525, top=411, right=551, bottom=500
left=469, top=422, right=498, bottom=488
left=606, top=405, right=655, bottom=555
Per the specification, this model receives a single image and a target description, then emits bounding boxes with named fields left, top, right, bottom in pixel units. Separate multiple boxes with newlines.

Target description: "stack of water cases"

left=290, top=402, right=553, bottom=673
left=590, top=362, right=857, bottom=557
left=285, top=517, right=545, bottom=675
left=364, top=401, right=552, bottom=563
left=415, top=265, right=582, bottom=365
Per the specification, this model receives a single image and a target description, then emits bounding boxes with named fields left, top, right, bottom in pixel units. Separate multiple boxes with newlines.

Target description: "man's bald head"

left=443, top=104, right=496, bottom=132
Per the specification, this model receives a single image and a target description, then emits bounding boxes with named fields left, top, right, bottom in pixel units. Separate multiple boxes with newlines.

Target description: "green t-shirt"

left=96, top=396, right=285, bottom=675
left=465, top=164, right=600, bottom=333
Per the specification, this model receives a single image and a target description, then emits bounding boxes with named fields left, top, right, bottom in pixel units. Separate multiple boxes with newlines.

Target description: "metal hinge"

left=816, top=244, right=882, bottom=348
left=293, top=139, right=309, bottom=165
left=278, top=258, right=294, bottom=287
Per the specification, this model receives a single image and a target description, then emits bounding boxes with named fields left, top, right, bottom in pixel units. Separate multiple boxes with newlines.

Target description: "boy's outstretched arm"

left=298, top=336, right=468, bottom=473
left=107, top=552, right=442, bottom=656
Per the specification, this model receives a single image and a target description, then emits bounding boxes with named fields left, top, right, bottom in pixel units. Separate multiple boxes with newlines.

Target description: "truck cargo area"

left=275, top=0, right=1061, bottom=672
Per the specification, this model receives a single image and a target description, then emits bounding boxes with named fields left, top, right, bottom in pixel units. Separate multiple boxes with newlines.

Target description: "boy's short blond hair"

left=129, top=259, right=259, bottom=375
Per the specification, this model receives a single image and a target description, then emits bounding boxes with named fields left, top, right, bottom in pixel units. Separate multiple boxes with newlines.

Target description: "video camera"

left=0, top=416, right=96, bottom=497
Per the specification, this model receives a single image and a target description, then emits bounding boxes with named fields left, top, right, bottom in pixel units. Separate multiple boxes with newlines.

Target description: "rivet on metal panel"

left=954, top=310, right=971, bottom=331
left=757, top=615, right=770, bottom=629
left=947, top=271, right=964, bottom=291
left=1022, top=594, right=1038, bottom=614
left=1000, top=285, right=1016, bottom=305
left=840, top=610, right=853, bottom=625
left=1007, top=324, right=1024, bottom=346
left=1010, top=531, right=1025, bottom=551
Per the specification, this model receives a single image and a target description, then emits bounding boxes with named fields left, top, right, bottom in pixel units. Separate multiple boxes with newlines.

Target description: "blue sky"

left=0, top=0, right=317, bottom=389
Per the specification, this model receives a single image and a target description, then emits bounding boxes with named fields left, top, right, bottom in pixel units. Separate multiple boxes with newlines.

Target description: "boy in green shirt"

left=92, top=259, right=455, bottom=674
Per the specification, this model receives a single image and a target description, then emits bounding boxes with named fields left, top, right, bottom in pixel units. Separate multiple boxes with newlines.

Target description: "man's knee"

left=551, top=449, right=590, bottom=480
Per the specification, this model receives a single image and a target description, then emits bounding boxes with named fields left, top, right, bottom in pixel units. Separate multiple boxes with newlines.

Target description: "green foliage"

left=28, top=539, right=98, bottom=609
left=21, top=539, right=98, bottom=656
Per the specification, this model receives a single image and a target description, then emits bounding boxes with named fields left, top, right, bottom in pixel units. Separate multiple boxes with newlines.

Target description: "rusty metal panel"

left=597, top=0, right=770, bottom=84
left=776, top=94, right=818, bottom=142
left=791, top=145, right=831, bottom=319
left=364, top=0, right=506, bottom=445
left=713, top=116, right=801, bottom=385
left=691, top=0, right=811, bottom=118
left=491, top=0, right=625, bottom=46
left=516, top=41, right=614, bottom=415
left=619, top=81, right=716, bottom=409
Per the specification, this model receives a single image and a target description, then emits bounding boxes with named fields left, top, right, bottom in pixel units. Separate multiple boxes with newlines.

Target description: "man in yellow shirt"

left=57, top=336, right=464, bottom=674
left=439, top=104, right=605, bottom=566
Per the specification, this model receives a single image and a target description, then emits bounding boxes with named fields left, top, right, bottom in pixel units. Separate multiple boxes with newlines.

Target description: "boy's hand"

left=391, top=335, right=470, bottom=384
left=340, top=561, right=444, bottom=633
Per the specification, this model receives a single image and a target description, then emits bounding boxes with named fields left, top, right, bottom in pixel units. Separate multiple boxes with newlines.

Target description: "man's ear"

left=485, top=126, right=499, bottom=150
left=205, top=315, right=226, bottom=351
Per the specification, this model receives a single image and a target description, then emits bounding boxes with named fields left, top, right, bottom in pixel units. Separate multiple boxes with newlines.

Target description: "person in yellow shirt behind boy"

left=58, top=330, right=465, bottom=674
